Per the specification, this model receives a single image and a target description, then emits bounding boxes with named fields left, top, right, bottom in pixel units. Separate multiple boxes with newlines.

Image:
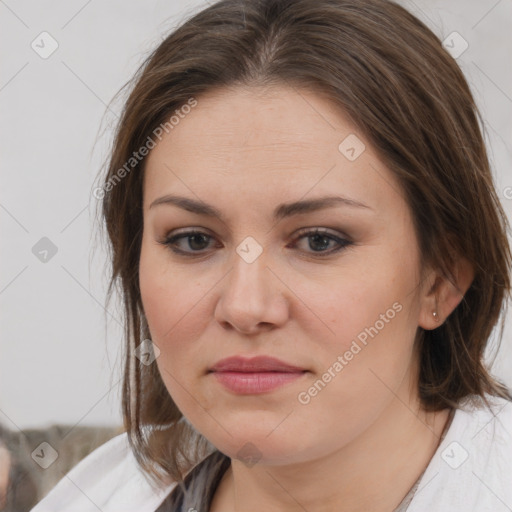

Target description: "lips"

left=208, top=356, right=307, bottom=394
left=209, top=355, right=305, bottom=373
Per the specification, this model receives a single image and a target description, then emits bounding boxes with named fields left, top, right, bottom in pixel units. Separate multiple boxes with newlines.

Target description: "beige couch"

left=0, top=423, right=122, bottom=511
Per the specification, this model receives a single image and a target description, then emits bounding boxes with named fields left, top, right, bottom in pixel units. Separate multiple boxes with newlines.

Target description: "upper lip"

left=209, top=356, right=306, bottom=373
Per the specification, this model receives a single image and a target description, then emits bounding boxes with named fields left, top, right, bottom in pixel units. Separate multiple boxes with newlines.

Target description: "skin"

left=139, top=84, right=474, bottom=512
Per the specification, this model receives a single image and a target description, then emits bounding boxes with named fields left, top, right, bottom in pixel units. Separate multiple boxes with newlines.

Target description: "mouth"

left=208, top=355, right=308, bottom=394
left=209, top=355, right=306, bottom=373
left=209, top=370, right=307, bottom=394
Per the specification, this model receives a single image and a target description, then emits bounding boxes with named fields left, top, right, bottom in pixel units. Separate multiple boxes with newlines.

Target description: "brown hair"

left=97, top=0, right=512, bottom=487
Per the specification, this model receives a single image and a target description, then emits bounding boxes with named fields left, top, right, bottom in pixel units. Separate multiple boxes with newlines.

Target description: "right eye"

left=159, top=229, right=219, bottom=256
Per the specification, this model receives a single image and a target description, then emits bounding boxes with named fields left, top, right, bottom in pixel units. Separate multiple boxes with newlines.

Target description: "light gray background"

left=1, top=0, right=511, bottom=430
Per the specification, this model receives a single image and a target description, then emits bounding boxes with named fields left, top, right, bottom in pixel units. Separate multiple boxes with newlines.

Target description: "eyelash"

left=159, top=228, right=353, bottom=258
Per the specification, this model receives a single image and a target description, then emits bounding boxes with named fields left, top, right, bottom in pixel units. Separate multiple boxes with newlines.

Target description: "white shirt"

left=30, top=394, right=512, bottom=512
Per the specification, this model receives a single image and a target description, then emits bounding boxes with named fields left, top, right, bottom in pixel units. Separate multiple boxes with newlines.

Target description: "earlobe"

left=418, top=256, right=475, bottom=330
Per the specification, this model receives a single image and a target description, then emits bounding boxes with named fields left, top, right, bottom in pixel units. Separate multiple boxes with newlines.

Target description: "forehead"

left=143, top=85, right=404, bottom=216
left=151, top=85, right=349, bottom=160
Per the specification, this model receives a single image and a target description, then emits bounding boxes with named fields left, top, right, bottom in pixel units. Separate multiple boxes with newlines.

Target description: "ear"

left=418, top=254, right=475, bottom=330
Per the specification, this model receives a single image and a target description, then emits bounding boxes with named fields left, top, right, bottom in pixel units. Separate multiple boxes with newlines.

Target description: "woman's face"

left=139, top=85, right=433, bottom=465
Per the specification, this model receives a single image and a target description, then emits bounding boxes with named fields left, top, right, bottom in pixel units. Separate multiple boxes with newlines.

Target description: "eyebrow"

left=149, top=194, right=372, bottom=222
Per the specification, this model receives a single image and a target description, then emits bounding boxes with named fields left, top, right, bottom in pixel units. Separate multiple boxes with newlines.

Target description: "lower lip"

left=211, top=371, right=306, bottom=394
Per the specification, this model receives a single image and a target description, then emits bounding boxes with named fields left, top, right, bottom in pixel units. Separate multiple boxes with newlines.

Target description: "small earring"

left=432, top=311, right=439, bottom=321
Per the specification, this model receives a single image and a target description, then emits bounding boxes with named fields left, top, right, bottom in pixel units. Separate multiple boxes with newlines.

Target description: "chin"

left=198, top=422, right=314, bottom=467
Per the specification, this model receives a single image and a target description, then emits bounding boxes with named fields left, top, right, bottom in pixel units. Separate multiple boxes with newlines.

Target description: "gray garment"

left=155, top=454, right=421, bottom=512
left=156, top=408, right=455, bottom=512
left=154, top=449, right=230, bottom=512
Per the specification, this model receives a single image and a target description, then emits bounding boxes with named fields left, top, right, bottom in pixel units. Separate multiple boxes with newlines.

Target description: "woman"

left=30, top=0, right=512, bottom=511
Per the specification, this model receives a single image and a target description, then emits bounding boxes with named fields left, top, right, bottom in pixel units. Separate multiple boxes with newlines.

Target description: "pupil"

left=189, top=234, right=208, bottom=250
left=310, top=234, right=329, bottom=251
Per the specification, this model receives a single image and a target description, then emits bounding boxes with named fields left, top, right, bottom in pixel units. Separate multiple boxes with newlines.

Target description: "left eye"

left=290, top=228, right=352, bottom=255
left=160, top=228, right=352, bottom=256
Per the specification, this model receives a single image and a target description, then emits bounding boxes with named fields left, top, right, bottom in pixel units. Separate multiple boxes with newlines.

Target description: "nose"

left=214, top=249, right=290, bottom=335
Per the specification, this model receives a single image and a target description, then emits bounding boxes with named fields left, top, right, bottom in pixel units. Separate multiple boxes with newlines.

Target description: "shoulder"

left=29, top=432, right=177, bottom=512
left=409, top=394, right=512, bottom=512
left=449, top=394, right=512, bottom=468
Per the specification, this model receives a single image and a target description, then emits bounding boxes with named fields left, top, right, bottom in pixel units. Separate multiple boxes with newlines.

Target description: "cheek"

left=300, top=254, right=420, bottom=399
left=289, top=272, right=419, bottom=449
left=302, top=262, right=415, bottom=356
left=139, top=236, right=197, bottom=333
left=138, top=240, right=215, bottom=389
left=139, top=241, right=189, bottom=356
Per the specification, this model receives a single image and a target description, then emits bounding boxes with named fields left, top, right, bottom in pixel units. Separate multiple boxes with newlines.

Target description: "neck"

left=210, top=392, right=451, bottom=512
